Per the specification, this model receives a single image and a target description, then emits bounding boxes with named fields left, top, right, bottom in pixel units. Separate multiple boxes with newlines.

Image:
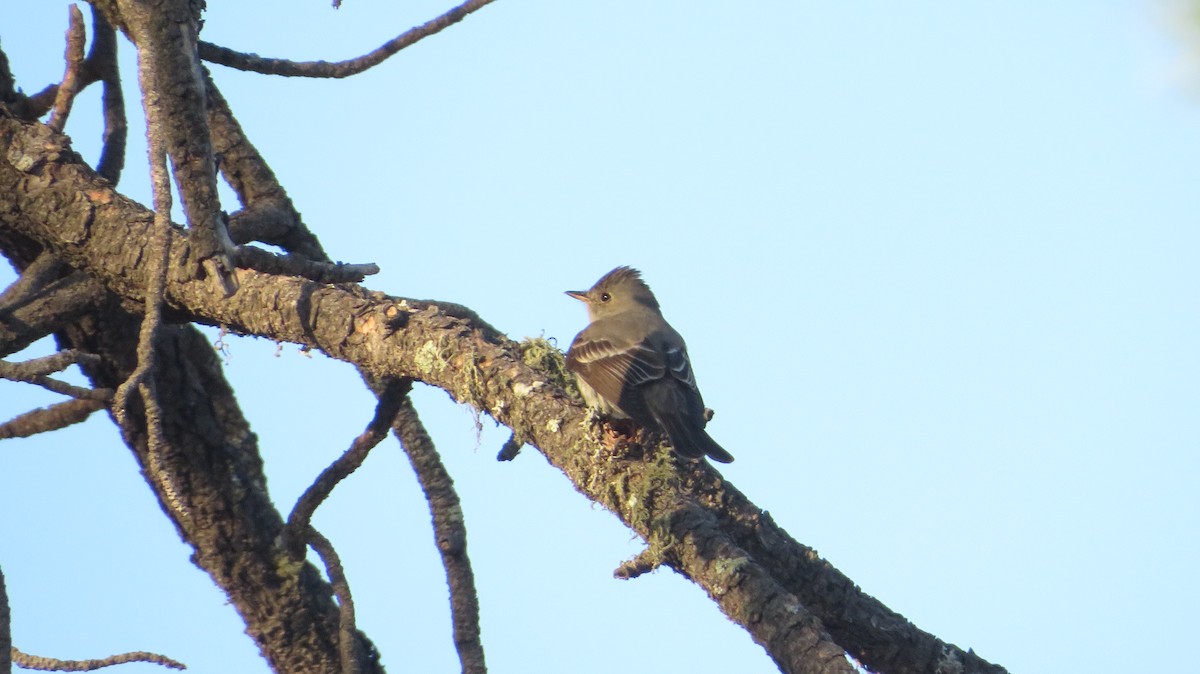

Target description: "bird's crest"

left=593, top=266, right=659, bottom=309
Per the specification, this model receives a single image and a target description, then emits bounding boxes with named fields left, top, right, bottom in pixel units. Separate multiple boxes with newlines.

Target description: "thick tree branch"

left=199, top=0, right=497, bottom=79
left=207, top=68, right=485, bottom=671
left=0, top=116, right=1007, bottom=674
left=116, top=0, right=236, bottom=295
left=0, top=142, right=377, bottom=674
left=71, top=313, right=378, bottom=674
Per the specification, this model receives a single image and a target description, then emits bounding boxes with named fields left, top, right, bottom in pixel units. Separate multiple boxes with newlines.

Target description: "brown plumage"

left=564, top=266, right=734, bottom=463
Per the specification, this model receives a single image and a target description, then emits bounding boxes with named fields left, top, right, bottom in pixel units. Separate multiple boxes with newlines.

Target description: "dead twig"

left=0, top=398, right=107, bottom=439
left=0, top=352, right=110, bottom=401
left=285, top=379, right=410, bottom=554
left=199, top=0, right=497, bottom=78
left=0, top=349, right=100, bottom=378
left=11, top=648, right=185, bottom=671
left=234, top=246, right=379, bottom=284
left=47, top=5, right=87, bottom=133
left=89, top=7, right=126, bottom=184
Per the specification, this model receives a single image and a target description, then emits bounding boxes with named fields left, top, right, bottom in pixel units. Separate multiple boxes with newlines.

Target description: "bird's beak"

left=565, top=290, right=589, bottom=302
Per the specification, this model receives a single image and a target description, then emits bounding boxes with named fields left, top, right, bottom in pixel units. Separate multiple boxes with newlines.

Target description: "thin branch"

left=198, top=0, right=497, bottom=78
left=0, top=270, right=107, bottom=359
left=391, top=391, right=486, bottom=674
left=0, top=252, right=67, bottom=310
left=111, top=57, right=182, bottom=520
left=203, top=72, right=328, bottom=260
left=11, top=648, right=185, bottom=671
left=22, top=85, right=60, bottom=119
left=285, top=380, right=409, bottom=554
left=613, top=547, right=664, bottom=580
left=305, top=527, right=360, bottom=674
left=234, top=245, right=379, bottom=284
left=109, top=203, right=169, bottom=419
left=46, top=5, right=87, bottom=133
left=0, top=398, right=107, bottom=439
left=0, top=353, right=111, bottom=401
left=0, top=349, right=100, bottom=377
left=88, top=7, right=126, bottom=185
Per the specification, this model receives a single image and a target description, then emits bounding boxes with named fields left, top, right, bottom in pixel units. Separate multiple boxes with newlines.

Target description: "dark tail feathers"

left=657, top=413, right=735, bottom=464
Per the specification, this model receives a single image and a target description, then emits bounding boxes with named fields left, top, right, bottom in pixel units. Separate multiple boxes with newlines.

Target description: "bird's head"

left=566, top=266, right=661, bottom=321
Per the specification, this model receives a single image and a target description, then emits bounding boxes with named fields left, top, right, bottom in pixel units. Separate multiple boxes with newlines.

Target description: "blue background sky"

left=3, top=2, right=1198, bottom=673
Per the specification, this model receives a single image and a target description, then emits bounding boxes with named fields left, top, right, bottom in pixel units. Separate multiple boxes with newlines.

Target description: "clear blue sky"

left=2, top=2, right=1198, bottom=673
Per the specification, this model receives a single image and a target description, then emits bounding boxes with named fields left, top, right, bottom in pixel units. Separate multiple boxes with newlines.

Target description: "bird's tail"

left=656, top=413, right=735, bottom=464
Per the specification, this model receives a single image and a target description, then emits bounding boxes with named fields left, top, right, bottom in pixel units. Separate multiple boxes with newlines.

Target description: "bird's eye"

left=600, top=292, right=611, bottom=302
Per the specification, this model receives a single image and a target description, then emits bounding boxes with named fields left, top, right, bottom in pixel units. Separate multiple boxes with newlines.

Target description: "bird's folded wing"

left=566, top=336, right=665, bottom=403
left=662, top=345, right=697, bottom=390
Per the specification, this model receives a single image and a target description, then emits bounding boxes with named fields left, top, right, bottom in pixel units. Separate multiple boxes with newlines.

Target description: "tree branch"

left=203, top=71, right=328, bottom=260
left=0, top=115, right=1008, bottom=674
left=0, top=251, right=67, bottom=309
left=286, top=381, right=408, bottom=555
left=199, top=0, right=497, bottom=78
left=47, top=5, right=87, bottom=133
left=0, top=397, right=107, bottom=438
left=208, top=67, right=483, bottom=671
left=10, top=648, right=184, bottom=671
left=0, top=176, right=378, bottom=674
left=305, top=527, right=362, bottom=674
left=389, top=389, right=486, bottom=674
left=88, top=7, right=127, bottom=185
left=234, top=245, right=379, bottom=284
left=0, top=269, right=106, bottom=358
left=0, top=353, right=112, bottom=401
left=116, top=0, right=236, bottom=295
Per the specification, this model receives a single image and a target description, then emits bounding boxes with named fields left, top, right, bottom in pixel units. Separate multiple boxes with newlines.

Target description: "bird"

left=564, top=266, right=734, bottom=463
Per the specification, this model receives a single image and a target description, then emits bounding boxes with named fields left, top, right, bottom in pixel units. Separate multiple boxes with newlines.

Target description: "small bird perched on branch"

left=564, top=266, right=734, bottom=463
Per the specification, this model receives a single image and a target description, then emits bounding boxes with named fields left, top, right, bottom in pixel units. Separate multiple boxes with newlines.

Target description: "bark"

left=0, top=114, right=1007, bottom=674
left=115, top=0, right=235, bottom=288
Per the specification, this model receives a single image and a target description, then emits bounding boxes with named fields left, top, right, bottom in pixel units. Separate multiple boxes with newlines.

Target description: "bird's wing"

left=566, top=333, right=665, bottom=406
left=662, top=344, right=697, bottom=390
